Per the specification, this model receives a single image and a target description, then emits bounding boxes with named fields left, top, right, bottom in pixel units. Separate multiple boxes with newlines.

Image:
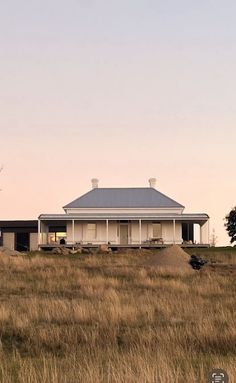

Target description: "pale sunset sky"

left=0, top=1, right=235, bottom=245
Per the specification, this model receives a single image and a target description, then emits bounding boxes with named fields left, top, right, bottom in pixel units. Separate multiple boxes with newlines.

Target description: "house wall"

left=130, top=221, right=182, bottom=244
left=65, top=220, right=182, bottom=245
left=130, top=222, right=151, bottom=243
left=67, top=221, right=118, bottom=244
left=162, top=221, right=182, bottom=244
left=106, top=221, right=117, bottom=243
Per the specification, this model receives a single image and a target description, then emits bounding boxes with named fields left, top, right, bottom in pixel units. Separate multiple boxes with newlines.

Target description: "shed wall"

left=30, top=233, right=38, bottom=251
left=3, top=232, right=15, bottom=250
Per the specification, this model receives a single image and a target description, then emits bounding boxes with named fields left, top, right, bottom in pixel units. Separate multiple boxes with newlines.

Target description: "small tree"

left=225, top=207, right=236, bottom=244
left=210, top=228, right=218, bottom=247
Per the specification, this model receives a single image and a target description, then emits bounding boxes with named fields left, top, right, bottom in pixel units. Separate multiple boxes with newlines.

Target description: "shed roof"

left=63, top=188, right=184, bottom=209
left=0, top=220, right=38, bottom=228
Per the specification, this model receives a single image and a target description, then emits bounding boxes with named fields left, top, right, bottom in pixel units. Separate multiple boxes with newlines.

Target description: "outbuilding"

left=0, top=220, right=38, bottom=251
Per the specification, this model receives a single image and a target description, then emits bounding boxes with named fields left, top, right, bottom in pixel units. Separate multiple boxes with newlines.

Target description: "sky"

left=0, top=0, right=235, bottom=245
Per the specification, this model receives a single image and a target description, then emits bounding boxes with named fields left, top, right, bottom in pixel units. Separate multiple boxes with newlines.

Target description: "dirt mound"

left=0, top=246, right=22, bottom=257
left=147, top=245, right=191, bottom=269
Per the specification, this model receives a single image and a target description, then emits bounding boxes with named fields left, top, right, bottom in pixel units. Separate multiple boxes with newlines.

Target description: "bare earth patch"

left=146, top=244, right=192, bottom=270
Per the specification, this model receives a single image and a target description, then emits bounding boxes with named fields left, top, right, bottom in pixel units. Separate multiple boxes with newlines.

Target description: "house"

left=38, top=178, right=210, bottom=249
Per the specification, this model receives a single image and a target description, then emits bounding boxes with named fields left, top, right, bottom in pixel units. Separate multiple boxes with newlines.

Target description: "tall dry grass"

left=0, top=251, right=235, bottom=382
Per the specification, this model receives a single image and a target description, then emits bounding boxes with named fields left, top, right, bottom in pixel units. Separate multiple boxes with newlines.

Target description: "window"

left=56, top=232, right=67, bottom=243
left=48, top=232, right=67, bottom=244
left=153, top=223, right=162, bottom=238
left=87, top=223, right=96, bottom=240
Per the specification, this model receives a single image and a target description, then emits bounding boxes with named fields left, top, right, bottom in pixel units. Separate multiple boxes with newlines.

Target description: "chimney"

left=149, top=178, right=156, bottom=188
left=91, top=178, right=99, bottom=189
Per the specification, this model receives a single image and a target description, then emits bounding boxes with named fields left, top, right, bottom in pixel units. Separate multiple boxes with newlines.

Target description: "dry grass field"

left=0, top=248, right=235, bottom=383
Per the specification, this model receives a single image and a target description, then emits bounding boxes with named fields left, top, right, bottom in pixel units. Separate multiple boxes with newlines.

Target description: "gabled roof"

left=63, top=188, right=184, bottom=209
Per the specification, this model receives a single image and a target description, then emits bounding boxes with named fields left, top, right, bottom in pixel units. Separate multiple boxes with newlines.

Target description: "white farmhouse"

left=38, top=178, right=209, bottom=249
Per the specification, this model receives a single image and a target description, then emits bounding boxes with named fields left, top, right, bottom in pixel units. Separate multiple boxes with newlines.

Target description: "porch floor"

left=39, top=243, right=210, bottom=251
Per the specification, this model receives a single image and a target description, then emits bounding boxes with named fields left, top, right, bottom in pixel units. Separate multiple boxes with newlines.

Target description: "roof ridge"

left=89, top=187, right=152, bottom=189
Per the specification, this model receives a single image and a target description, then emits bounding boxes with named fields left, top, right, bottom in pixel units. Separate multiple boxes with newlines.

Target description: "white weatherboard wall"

left=66, top=221, right=182, bottom=245
left=66, top=221, right=118, bottom=244
left=130, top=222, right=150, bottom=243
left=131, top=221, right=182, bottom=244
left=162, top=221, right=182, bottom=244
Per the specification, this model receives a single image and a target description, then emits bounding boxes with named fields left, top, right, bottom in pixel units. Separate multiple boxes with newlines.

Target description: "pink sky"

left=0, top=1, right=236, bottom=245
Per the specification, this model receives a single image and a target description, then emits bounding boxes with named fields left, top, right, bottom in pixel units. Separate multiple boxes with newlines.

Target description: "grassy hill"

left=0, top=248, right=235, bottom=382
left=185, top=246, right=236, bottom=262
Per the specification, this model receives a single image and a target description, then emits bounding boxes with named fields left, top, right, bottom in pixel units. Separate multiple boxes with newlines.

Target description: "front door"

left=120, top=224, right=129, bottom=245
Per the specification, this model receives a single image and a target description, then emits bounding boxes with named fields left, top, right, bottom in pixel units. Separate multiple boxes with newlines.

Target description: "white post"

left=38, top=218, right=41, bottom=249
left=200, top=221, right=209, bottom=245
left=200, top=224, right=202, bottom=244
left=72, top=220, right=75, bottom=244
left=173, top=219, right=176, bottom=244
left=106, top=219, right=109, bottom=244
left=139, top=219, right=142, bottom=246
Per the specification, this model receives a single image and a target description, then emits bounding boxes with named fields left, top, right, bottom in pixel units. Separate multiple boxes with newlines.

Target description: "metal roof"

left=63, top=188, right=184, bottom=209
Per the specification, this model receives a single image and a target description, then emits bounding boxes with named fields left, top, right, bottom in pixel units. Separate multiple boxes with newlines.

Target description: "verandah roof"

left=39, top=213, right=209, bottom=224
